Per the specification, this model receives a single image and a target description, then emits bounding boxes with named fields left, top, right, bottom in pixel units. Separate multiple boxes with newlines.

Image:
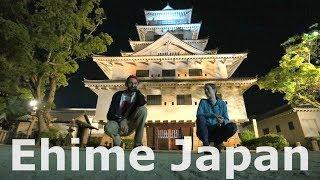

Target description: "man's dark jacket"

left=107, top=90, right=147, bottom=123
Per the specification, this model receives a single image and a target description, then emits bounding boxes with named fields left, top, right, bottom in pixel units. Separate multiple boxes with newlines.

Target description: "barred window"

left=288, top=122, right=295, bottom=130
left=162, top=69, right=175, bottom=77
left=174, top=34, right=184, bottom=39
left=154, top=34, right=162, bottom=40
left=147, top=95, right=162, bottom=105
left=177, top=94, right=192, bottom=105
left=189, top=69, right=202, bottom=76
left=98, top=120, right=104, bottom=129
left=136, top=70, right=149, bottom=77
left=263, top=128, right=270, bottom=135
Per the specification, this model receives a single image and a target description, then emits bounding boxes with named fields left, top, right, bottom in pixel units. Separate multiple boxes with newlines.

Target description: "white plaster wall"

left=111, top=60, right=226, bottom=80
left=219, top=86, right=249, bottom=123
left=94, top=89, right=117, bottom=122
left=297, top=111, right=320, bottom=137
left=93, top=85, right=249, bottom=123
left=257, top=111, right=307, bottom=146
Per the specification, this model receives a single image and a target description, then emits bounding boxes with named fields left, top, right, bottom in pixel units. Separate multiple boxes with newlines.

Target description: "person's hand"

left=120, top=119, right=129, bottom=134
left=216, top=115, right=224, bottom=124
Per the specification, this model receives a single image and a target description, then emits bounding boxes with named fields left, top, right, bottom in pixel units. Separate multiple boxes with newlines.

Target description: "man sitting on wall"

left=196, top=83, right=238, bottom=152
left=104, top=75, right=147, bottom=148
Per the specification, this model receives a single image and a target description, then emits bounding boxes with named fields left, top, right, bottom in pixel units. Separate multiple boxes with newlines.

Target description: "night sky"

left=54, top=0, right=320, bottom=116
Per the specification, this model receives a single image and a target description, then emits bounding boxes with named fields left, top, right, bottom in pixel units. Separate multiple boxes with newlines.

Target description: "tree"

left=0, top=3, right=34, bottom=118
left=259, top=24, right=320, bottom=108
left=0, top=0, right=112, bottom=133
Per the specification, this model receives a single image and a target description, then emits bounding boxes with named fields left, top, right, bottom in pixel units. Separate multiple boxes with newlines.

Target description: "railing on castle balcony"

left=147, top=19, right=189, bottom=26
left=0, top=129, right=9, bottom=144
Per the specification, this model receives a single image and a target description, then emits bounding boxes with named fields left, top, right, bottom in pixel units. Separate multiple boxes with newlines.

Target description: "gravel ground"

left=0, top=145, right=320, bottom=180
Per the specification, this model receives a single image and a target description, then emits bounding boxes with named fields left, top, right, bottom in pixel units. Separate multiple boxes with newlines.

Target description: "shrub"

left=242, top=134, right=289, bottom=150
left=239, top=130, right=255, bottom=142
left=39, top=128, right=67, bottom=146
left=122, top=138, right=134, bottom=149
left=87, top=137, right=101, bottom=148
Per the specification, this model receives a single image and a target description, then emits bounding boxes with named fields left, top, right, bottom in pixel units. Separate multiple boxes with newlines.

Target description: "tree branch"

left=46, top=50, right=52, bottom=63
left=88, top=18, right=105, bottom=36
left=298, top=93, right=320, bottom=108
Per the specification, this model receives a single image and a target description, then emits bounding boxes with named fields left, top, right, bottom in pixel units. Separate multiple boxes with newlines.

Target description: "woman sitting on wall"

left=196, top=83, right=238, bottom=152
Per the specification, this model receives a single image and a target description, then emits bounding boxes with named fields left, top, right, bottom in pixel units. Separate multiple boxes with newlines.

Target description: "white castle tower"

left=84, top=4, right=257, bottom=150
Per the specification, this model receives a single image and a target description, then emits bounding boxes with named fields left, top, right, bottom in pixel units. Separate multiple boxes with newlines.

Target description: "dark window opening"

left=174, top=34, right=184, bottom=39
left=147, top=95, right=162, bottom=105
left=177, top=94, right=192, bottom=105
left=276, top=125, right=281, bottom=132
left=189, top=69, right=202, bottom=76
left=98, top=120, right=104, bottom=129
left=154, top=34, right=162, bottom=40
left=263, top=128, right=270, bottom=135
left=162, top=69, right=176, bottom=77
left=136, top=70, right=149, bottom=77
left=288, top=122, right=295, bottom=130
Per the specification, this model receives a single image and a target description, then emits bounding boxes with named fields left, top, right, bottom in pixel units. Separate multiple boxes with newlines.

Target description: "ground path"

left=0, top=145, right=319, bottom=180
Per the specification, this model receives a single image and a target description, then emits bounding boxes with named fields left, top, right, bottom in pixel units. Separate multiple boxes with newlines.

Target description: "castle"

left=84, top=4, right=257, bottom=150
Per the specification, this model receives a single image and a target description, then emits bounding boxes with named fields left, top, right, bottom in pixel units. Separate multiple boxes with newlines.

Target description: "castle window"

left=147, top=95, right=162, bottom=105
left=189, top=69, right=202, bottom=76
left=162, top=69, right=175, bottom=77
left=177, top=94, right=192, bottom=105
left=98, top=120, right=104, bottom=129
left=136, top=70, right=149, bottom=77
left=288, top=122, right=295, bottom=130
left=154, top=34, right=162, bottom=40
left=172, top=102, right=174, bottom=105
left=276, top=125, right=281, bottom=132
left=263, top=128, right=270, bottom=135
left=174, top=34, right=184, bottom=39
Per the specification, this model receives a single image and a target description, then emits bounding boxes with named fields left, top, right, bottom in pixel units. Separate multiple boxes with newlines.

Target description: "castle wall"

left=219, top=86, right=249, bottom=123
left=111, top=60, right=227, bottom=80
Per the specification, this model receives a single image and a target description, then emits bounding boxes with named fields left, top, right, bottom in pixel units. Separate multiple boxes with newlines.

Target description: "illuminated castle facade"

left=84, top=4, right=256, bottom=150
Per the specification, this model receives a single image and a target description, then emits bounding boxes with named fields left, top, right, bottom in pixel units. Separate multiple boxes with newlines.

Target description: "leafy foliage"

left=241, top=134, right=289, bottom=150
left=0, top=0, right=112, bottom=132
left=122, top=138, right=134, bottom=149
left=87, top=137, right=102, bottom=148
left=39, top=127, right=68, bottom=146
left=259, top=24, right=320, bottom=108
left=239, top=130, right=256, bottom=142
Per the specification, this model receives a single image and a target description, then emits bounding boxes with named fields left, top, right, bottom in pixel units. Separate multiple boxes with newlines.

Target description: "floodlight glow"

left=29, top=100, right=38, bottom=107
left=312, top=31, right=319, bottom=36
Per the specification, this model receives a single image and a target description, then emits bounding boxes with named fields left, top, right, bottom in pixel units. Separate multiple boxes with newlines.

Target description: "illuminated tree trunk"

left=43, top=75, right=57, bottom=127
